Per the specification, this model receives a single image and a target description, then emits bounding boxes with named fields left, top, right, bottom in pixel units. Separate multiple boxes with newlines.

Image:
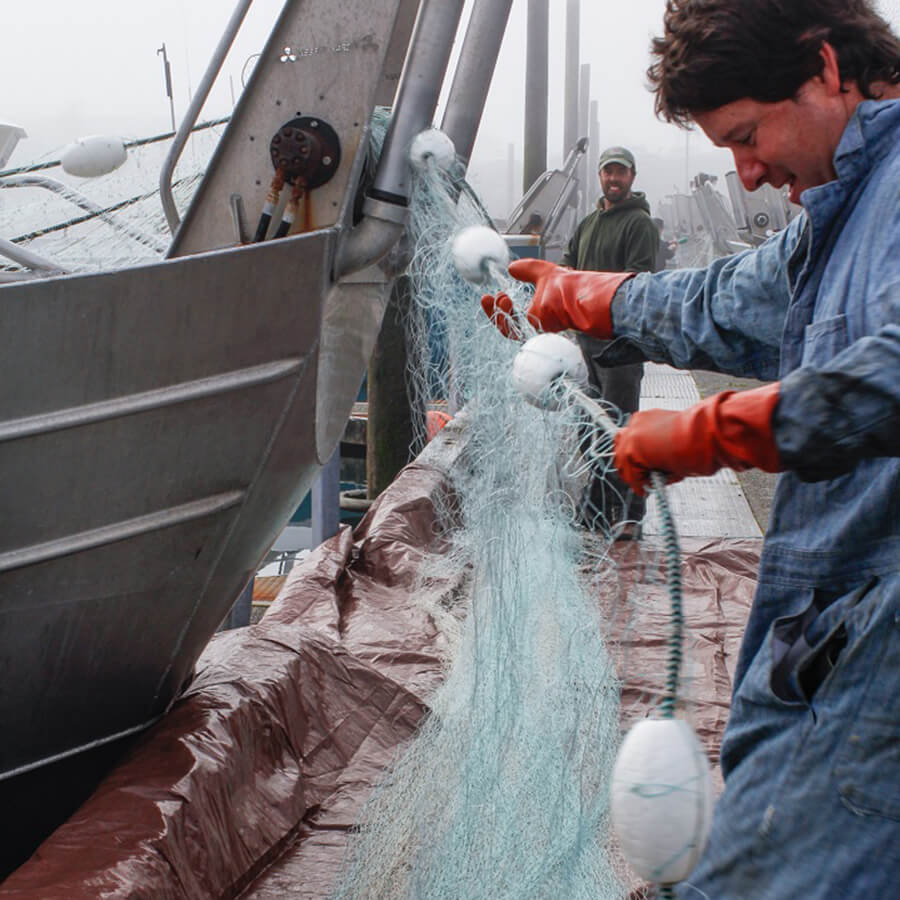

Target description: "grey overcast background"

left=3, top=0, right=899, bottom=217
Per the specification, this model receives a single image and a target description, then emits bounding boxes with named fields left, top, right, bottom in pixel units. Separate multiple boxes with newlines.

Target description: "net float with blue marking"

left=510, top=331, right=715, bottom=891
left=449, top=224, right=715, bottom=890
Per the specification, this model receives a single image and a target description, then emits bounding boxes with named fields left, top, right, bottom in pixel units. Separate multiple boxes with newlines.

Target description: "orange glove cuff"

left=501, top=258, right=634, bottom=338
left=613, top=382, right=782, bottom=495
left=707, top=382, right=782, bottom=473
left=553, top=269, right=633, bottom=338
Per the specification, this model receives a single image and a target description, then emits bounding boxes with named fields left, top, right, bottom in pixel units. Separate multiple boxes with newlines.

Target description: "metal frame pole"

left=523, top=0, right=549, bottom=194
left=369, top=0, right=466, bottom=205
left=441, top=0, right=516, bottom=170
left=588, top=99, right=599, bottom=206
left=563, top=0, right=580, bottom=158
left=578, top=62, right=590, bottom=218
left=311, top=444, right=341, bottom=546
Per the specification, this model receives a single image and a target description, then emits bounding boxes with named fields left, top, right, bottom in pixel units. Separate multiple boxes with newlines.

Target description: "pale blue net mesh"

left=331, top=122, right=663, bottom=899
left=0, top=124, right=223, bottom=274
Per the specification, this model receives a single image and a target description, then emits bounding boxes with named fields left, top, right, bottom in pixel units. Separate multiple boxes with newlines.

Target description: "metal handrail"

left=159, top=0, right=255, bottom=234
left=2, top=174, right=167, bottom=253
left=0, top=235, right=68, bottom=276
left=543, top=137, right=588, bottom=238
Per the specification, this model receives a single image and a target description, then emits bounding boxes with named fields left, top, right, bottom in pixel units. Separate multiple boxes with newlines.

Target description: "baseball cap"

left=598, top=146, right=636, bottom=170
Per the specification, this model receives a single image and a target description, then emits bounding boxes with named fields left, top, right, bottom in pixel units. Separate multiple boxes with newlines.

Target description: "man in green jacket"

left=561, top=146, right=659, bottom=535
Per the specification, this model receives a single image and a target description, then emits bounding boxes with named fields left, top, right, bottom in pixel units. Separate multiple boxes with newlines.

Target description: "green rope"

left=650, top=471, right=683, bottom=720
left=651, top=471, right=684, bottom=900
left=564, top=395, right=687, bottom=893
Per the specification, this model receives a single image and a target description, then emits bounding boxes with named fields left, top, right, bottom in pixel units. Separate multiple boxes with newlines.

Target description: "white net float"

left=451, top=224, right=509, bottom=284
left=611, top=717, right=714, bottom=886
left=511, top=332, right=588, bottom=410
left=61, top=135, right=127, bottom=178
left=409, top=128, right=456, bottom=171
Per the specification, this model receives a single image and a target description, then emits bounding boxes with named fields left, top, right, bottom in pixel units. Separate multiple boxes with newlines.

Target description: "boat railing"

left=0, top=234, right=68, bottom=278
left=159, top=0, right=255, bottom=234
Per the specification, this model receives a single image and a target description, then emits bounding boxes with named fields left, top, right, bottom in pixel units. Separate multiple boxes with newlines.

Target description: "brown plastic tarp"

left=1, top=425, right=760, bottom=898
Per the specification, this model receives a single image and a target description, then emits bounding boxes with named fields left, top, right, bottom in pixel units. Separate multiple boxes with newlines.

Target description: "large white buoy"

left=611, top=717, right=713, bottom=885
left=61, top=135, right=127, bottom=177
left=451, top=224, right=509, bottom=284
left=511, top=332, right=588, bottom=410
left=409, top=128, right=456, bottom=172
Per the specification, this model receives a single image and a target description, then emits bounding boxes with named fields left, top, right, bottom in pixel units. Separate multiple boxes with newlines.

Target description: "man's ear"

left=819, top=41, right=843, bottom=95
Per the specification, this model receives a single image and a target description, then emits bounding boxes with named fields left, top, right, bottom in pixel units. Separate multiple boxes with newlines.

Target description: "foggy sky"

left=4, top=0, right=899, bottom=217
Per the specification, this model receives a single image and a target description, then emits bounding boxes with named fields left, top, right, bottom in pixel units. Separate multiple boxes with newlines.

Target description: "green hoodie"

left=560, top=191, right=659, bottom=273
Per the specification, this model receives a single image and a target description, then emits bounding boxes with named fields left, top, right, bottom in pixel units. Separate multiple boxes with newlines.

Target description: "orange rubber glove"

left=613, top=383, right=782, bottom=496
left=481, top=258, right=635, bottom=340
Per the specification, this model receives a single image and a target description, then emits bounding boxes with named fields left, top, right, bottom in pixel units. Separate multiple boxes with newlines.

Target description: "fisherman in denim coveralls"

left=482, top=1, right=900, bottom=894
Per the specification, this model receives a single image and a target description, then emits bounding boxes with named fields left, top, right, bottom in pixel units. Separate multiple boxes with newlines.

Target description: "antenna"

left=157, top=43, right=177, bottom=132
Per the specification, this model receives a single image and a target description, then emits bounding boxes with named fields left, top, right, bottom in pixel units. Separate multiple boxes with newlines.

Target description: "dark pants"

left=576, top=334, right=646, bottom=529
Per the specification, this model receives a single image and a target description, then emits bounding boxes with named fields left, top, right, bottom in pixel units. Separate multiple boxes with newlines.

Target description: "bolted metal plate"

left=269, top=115, right=342, bottom=188
left=169, top=0, right=415, bottom=257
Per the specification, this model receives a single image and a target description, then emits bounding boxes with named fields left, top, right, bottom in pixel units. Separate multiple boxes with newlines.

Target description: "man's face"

left=693, top=79, right=845, bottom=205
left=599, top=162, right=635, bottom=206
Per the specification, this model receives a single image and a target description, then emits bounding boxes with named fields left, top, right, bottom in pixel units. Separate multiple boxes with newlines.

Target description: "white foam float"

left=611, top=717, right=714, bottom=886
left=511, top=332, right=588, bottom=410
left=409, top=128, right=456, bottom=172
left=451, top=224, right=509, bottom=284
left=61, top=135, right=127, bottom=178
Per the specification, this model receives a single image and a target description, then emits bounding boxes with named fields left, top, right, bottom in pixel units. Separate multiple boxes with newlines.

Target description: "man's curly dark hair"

left=648, top=0, right=900, bottom=125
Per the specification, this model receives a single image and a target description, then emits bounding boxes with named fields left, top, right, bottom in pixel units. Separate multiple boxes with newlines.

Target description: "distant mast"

left=157, top=43, right=177, bottom=132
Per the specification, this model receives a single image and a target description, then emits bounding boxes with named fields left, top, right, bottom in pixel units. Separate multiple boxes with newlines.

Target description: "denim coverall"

left=607, top=99, right=900, bottom=896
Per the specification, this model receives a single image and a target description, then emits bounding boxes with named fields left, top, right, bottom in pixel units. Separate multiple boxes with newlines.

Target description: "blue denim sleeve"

left=605, top=217, right=803, bottom=379
left=776, top=320, right=900, bottom=480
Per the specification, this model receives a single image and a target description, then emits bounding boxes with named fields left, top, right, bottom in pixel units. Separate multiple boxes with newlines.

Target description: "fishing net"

left=330, top=127, right=678, bottom=899
left=0, top=102, right=694, bottom=897
left=0, top=121, right=225, bottom=274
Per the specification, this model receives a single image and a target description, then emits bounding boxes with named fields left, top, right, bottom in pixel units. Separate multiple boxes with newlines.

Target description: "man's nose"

left=733, top=149, right=766, bottom=191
